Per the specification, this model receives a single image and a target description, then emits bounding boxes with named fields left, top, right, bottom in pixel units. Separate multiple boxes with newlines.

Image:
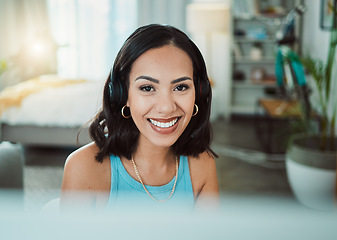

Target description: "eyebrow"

left=135, top=75, right=192, bottom=84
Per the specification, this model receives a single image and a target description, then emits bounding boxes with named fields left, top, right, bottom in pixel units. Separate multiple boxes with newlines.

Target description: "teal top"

left=107, top=155, right=195, bottom=209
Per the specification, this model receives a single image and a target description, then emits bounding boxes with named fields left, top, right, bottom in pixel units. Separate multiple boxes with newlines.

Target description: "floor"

left=211, top=116, right=291, bottom=194
left=22, top=116, right=293, bottom=212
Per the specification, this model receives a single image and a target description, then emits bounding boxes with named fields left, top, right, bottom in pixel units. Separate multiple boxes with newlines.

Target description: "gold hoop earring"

left=192, top=104, right=198, bottom=117
left=121, top=105, right=131, bottom=119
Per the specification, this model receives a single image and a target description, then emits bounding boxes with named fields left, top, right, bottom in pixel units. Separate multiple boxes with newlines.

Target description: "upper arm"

left=60, top=143, right=110, bottom=211
left=190, top=152, right=220, bottom=208
left=61, top=149, right=92, bottom=191
left=199, top=154, right=219, bottom=196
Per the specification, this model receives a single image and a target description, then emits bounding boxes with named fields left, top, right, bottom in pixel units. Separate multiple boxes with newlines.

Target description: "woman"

left=61, top=24, right=219, bottom=210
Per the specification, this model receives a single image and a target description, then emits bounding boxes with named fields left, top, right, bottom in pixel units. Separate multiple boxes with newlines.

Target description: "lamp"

left=186, top=3, right=230, bottom=33
left=186, top=3, right=231, bottom=120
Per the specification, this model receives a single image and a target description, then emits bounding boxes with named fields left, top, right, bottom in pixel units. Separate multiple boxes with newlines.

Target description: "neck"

left=133, top=136, right=176, bottom=167
left=134, top=146, right=174, bottom=166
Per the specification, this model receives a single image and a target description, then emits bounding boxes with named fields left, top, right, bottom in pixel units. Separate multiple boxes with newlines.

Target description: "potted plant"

left=283, top=4, right=337, bottom=211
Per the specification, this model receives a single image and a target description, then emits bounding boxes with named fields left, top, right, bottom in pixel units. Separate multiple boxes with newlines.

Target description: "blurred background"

left=0, top=0, right=336, bottom=215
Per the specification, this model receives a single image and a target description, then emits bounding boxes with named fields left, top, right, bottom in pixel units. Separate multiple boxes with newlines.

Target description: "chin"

left=150, top=136, right=179, bottom=148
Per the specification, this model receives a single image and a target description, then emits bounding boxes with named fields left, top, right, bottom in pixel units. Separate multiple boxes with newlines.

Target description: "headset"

left=108, top=69, right=124, bottom=105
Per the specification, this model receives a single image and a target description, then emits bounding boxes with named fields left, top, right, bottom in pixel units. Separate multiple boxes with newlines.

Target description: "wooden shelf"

left=232, top=82, right=277, bottom=89
left=230, top=0, right=300, bottom=117
left=233, top=14, right=287, bottom=21
left=233, top=57, right=275, bottom=64
left=258, top=99, right=301, bottom=118
left=234, top=37, right=275, bottom=43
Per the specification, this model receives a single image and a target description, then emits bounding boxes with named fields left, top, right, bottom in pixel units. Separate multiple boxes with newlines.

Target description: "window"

left=47, top=0, right=137, bottom=80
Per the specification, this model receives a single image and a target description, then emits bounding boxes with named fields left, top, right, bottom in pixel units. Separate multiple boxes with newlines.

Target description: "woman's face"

left=127, top=45, right=195, bottom=149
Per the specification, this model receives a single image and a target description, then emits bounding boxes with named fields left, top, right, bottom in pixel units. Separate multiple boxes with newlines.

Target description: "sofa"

left=0, top=142, right=24, bottom=189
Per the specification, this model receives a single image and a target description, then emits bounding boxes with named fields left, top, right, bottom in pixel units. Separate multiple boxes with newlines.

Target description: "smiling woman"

left=60, top=24, right=219, bottom=211
left=127, top=45, right=195, bottom=148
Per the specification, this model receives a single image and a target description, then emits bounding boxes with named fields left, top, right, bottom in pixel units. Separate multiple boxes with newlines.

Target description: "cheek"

left=186, top=92, right=196, bottom=115
left=127, top=88, right=139, bottom=107
left=127, top=91, right=150, bottom=118
left=128, top=99, right=146, bottom=115
left=185, top=101, right=195, bottom=114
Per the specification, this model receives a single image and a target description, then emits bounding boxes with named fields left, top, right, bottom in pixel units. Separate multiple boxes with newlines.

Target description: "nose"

left=155, top=92, right=177, bottom=115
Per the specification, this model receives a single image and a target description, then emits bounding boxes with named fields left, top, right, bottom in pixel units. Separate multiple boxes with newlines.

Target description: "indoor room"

left=0, top=0, right=336, bottom=238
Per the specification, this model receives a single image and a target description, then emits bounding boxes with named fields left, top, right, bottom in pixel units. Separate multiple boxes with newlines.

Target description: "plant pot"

left=286, top=134, right=337, bottom=211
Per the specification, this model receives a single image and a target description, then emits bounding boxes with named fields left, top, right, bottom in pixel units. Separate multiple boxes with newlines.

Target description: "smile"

left=148, top=117, right=180, bottom=128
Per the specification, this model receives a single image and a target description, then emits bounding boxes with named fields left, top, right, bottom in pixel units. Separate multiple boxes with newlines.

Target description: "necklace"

left=131, top=156, right=179, bottom=203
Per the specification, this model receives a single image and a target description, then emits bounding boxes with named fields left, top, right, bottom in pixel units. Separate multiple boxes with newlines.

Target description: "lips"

left=147, top=117, right=181, bottom=134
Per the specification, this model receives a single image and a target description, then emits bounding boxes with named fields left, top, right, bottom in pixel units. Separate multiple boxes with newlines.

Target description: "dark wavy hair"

left=89, top=24, right=217, bottom=163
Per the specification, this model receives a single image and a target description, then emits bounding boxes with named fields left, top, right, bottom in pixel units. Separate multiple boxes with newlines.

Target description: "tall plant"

left=303, top=4, right=336, bottom=151
left=281, top=3, right=337, bottom=151
left=297, top=4, right=337, bottom=151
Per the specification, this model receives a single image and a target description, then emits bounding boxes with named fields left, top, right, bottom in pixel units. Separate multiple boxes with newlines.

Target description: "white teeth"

left=149, top=118, right=178, bottom=128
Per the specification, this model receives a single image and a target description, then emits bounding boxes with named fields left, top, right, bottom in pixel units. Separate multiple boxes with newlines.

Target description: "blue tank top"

left=107, top=155, right=195, bottom=209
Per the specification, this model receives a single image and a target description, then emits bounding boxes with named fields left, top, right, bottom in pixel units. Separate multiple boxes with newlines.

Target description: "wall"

left=301, top=0, right=330, bottom=61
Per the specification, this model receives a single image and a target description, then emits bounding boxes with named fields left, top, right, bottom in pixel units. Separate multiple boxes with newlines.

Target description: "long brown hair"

left=89, top=24, right=217, bottom=163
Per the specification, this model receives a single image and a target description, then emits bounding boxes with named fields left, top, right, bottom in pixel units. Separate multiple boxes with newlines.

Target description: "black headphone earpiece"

left=108, top=70, right=124, bottom=105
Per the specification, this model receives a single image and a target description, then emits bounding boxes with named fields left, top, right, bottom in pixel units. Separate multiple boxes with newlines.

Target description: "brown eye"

left=174, top=84, right=189, bottom=91
left=140, top=85, right=154, bottom=92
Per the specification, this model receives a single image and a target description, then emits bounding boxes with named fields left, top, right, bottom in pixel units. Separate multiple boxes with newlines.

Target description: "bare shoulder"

left=188, top=151, right=219, bottom=204
left=61, top=142, right=110, bottom=192
left=190, top=151, right=215, bottom=163
left=189, top=151, right=217, bottom=178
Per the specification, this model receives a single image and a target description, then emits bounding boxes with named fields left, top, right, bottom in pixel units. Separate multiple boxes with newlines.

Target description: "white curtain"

left=0, top=0, right=53, bottom=89
left=0, top=0, right=50, bottom=59
left=49, top=0, right=191, bottom=80
left=47, top=0, right=137, bottom=80
left=0, top=0, right=189, bottom=86
left=137, top=0, right=190, bottom=32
